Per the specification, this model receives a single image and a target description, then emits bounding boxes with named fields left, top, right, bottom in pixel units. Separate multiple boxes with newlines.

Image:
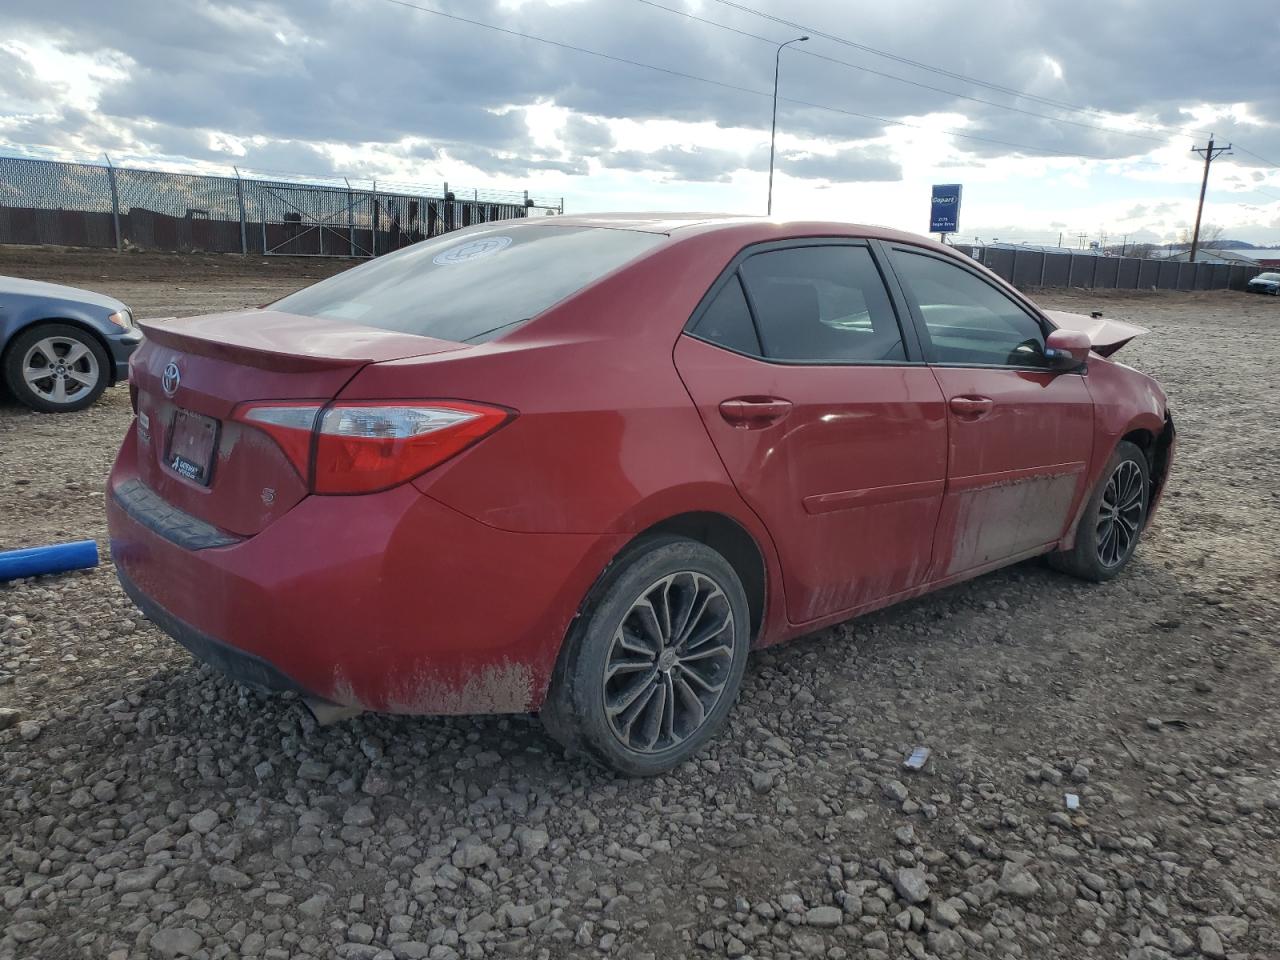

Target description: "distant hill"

left=1163, top=239, right=1256, bottom=251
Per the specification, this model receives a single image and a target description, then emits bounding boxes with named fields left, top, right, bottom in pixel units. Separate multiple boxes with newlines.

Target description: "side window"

left=691, top=275, right=761, bottom=355
left=888, top=248, right=1049, bottom=368
left=738, top=246, right=906, bottom=363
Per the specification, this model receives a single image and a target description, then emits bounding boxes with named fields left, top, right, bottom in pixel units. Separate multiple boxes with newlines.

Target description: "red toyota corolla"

left=107, top=215, right=1173, bottom=775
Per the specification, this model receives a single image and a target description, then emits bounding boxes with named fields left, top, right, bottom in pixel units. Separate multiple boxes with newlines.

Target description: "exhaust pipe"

left=301, top=696, right=364, bottom=727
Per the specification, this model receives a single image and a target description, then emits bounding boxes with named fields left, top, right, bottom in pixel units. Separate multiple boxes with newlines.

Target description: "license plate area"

left=167, top=409, right=219, bottom=486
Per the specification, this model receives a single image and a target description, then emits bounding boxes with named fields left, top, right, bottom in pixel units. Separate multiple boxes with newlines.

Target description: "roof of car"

left=523, top=212, right=946, bottom=249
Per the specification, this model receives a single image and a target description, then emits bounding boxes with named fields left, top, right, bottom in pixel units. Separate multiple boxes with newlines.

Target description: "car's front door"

left=674, top=240, right=948, bottom=626
left=882, top=244, right=1094, bottom=579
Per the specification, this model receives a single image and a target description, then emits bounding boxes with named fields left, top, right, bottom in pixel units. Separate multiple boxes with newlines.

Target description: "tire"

left=541, top=536, right=752, bottom=776
left=1049, top=440, right=1150, bottom=582
left=3, top=323, right=110, bottom=413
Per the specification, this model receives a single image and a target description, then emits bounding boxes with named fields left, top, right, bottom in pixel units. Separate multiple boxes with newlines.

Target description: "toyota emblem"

left=161, top=361, right=180, bottom=397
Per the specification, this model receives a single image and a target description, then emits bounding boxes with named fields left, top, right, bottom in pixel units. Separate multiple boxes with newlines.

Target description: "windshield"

left=1258, top=272, right=1280, bottom=281
left=273, top=223, right=666, bottom=343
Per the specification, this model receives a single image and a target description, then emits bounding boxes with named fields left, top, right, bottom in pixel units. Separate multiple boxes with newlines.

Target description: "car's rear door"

left=674, top=239, right=947, bottom=626
left=880, top=243, right=1094, bottom=578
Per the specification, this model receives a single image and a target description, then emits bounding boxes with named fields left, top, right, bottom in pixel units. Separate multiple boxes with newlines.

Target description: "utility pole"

left=1057, top=232, right=1063, bottom=248
left=1077, top=232, right=1088, bottom=250
left=1121, top=234, right=1128, bottom=256
left=1189, top=135, right=1231, bottom=262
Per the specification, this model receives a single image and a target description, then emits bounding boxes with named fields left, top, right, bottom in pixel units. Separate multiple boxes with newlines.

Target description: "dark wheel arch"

left=623, top=512, right=766, bottom=641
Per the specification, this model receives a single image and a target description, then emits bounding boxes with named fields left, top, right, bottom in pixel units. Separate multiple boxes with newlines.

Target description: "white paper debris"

left=904, top=746, right=931, bottom=770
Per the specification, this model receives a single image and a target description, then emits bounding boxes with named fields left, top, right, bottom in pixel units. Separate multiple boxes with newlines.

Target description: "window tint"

left=272, top=225, right=665, bottom=343
left=888, top=249, right=1049, bottom=368
left=738, top=246, right=906, bottom=362
left=691, top=276, right=761, bottom=355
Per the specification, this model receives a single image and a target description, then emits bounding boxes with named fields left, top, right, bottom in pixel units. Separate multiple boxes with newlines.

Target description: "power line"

left=634, top=0, right=1173, bottom=147
left=703, top=0, right=1280, bottom=167
left=1234, top=145, right=1280, bottom=169
left=706, top=0, right=1145, bottom=120
left=376, top=0, right=1163, bottom=166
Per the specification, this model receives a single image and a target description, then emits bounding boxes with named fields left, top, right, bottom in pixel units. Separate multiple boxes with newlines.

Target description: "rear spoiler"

left=1044, top=310, right=1148, bottom=357
left=138, top=311, right=464, bottom=373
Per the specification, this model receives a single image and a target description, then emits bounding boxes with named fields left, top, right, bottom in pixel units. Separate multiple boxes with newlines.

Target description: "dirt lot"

left=1, top=247, right=1277, bottom=960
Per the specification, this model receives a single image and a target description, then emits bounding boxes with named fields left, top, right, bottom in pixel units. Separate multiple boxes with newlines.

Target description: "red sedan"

left=107, top=215, right=1174, bottom=775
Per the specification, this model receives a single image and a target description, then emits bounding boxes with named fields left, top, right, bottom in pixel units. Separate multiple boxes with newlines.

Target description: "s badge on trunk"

left=162, top=361, right=180, bottom=397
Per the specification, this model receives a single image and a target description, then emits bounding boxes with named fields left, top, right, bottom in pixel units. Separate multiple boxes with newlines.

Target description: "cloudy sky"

left=3, top=0, right=1279, bottom=245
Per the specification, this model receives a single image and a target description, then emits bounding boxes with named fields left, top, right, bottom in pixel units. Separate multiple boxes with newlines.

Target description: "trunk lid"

left=1045, top=309, right=1148, bottom=357
left=130, top=310, right=465, bottom=536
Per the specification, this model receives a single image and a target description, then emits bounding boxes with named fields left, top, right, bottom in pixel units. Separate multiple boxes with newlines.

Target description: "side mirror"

left=1044, top=329, right=1091, bottom=371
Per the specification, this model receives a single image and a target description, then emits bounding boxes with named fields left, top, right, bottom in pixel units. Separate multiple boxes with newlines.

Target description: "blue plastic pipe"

left=0, top=540, right=100, bottom=581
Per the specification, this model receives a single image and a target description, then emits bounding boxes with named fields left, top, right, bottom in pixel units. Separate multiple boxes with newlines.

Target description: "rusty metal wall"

left=0, top=155, right=562, bottom=257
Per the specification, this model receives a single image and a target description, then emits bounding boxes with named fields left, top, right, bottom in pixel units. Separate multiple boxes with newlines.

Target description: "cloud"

left=779, top=147, right=901, bottom=182
left=0, top=0, right=1276, bottom=240
left=599, top=145, right=762, bottom=183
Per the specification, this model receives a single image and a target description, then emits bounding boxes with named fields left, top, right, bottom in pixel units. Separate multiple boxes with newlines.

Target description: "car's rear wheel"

left=3, top=323, right=109, bottom=412
left=542, top=536, right=751, bottom=776
left=1049, top=440, right=1149, bottom=582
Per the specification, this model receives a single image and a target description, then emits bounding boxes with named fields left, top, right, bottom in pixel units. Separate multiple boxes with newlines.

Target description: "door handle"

left=719, top=397, right=793, bottom=429
left=949, top=395, right=994, bottom=419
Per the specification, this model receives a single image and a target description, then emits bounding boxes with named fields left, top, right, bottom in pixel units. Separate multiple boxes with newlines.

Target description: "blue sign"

left=930, top=183, right=962, bottom=234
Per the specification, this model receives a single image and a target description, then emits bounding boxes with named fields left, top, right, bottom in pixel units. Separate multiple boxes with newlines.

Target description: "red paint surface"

left=108, top=215, right=1173, bottom=714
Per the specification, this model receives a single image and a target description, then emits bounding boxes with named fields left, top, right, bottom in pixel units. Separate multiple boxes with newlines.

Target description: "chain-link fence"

left=955, top=243, right=1262, bottom=291
left=0, top=155, right=563, bottom=257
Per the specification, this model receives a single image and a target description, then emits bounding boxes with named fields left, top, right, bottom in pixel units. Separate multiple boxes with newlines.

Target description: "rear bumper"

left=106, top=445, right=623, bottom=715
left=117, top=565, right=309, bottom=696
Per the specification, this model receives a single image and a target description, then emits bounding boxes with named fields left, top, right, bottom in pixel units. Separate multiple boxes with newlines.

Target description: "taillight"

left=238, top=403, right=322, bottom=476
left=233, top=401, right=512, bottom=494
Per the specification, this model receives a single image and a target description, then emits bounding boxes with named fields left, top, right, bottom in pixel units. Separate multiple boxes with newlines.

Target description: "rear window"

left=272, top=224, right=666, bottom=343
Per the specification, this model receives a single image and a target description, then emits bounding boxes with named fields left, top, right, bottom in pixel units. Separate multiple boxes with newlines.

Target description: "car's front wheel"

left=3, top=323, right=110, bottom=412
left=542, top=536, right=751, bottom=776
left=1049, top=440, right=1150, bottom=582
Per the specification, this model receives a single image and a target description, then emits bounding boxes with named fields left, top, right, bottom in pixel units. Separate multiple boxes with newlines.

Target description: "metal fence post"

left=1039, top=251, right=1047, bottom=287
left=104, top=153, right=121, bottom=253
left=371, top=180, right=378, bottom=257
left=344, top=178, right=355, bottom=258
left=259, top=183, right=267, bottom=255
left=233, top=166, right=248, bottom=255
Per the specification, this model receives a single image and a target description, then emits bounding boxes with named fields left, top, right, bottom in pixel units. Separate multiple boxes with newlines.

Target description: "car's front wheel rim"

left=603, top=571, right=736, bottom=754
left=1096, top=459, right=1145, bottom=567
left=21, top=336, right=100, bottom=405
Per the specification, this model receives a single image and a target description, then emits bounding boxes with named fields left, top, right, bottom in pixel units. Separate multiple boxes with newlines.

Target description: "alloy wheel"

left=21, top=336, right=100, bottom=406
left=1096, top=459, right=1145, bottom=567
left=603, top=571, right=736, bottom=754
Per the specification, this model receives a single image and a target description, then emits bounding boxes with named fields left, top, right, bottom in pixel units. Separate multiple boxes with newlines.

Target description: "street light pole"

left=768, top=35, right=808, bottom=217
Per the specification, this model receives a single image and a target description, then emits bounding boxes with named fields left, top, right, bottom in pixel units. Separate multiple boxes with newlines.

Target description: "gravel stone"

left=893, top=868, right=930, bottom=905
left=150, top=927, right=204, bottom=957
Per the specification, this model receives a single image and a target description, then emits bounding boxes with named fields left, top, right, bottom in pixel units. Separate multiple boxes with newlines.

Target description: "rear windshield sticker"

left=433, top=236, right=513, bottom=265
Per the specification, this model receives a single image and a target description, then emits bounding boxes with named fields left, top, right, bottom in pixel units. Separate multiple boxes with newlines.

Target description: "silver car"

left=1246, top=271, right=1280, bottom=295
left=0, top=276, right=141, bottom=412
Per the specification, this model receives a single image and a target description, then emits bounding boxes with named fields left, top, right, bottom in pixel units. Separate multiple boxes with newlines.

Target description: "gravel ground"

left=1, top=248, right=1277, bottom=960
